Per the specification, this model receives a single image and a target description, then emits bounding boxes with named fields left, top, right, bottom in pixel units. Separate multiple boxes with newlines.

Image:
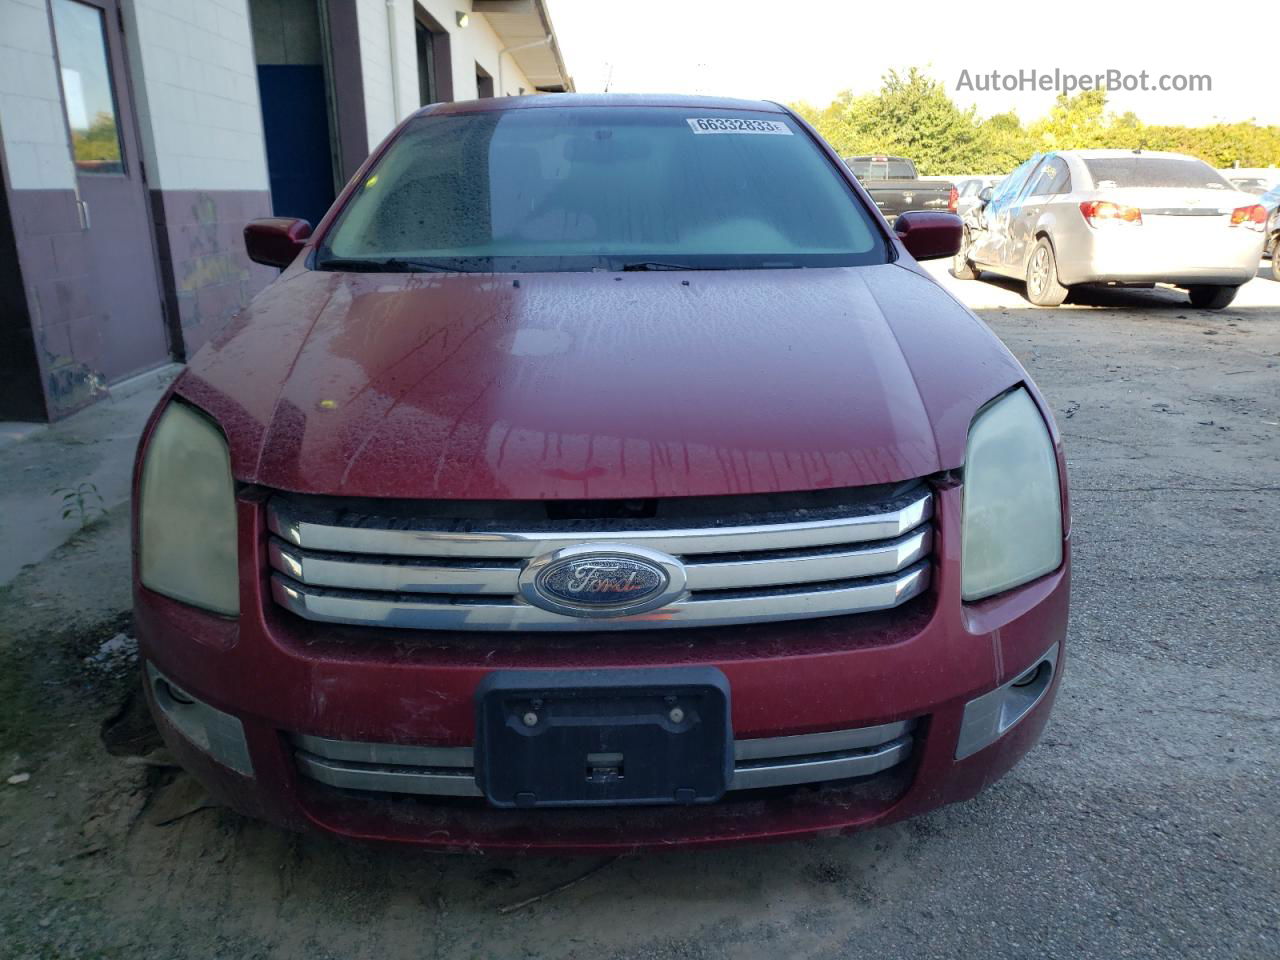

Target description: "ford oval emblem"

left=519, top=544, right=687, bottom=619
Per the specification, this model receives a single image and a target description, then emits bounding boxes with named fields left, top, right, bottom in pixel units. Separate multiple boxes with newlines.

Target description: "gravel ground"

left=1, top=264, right=1277, bottom=959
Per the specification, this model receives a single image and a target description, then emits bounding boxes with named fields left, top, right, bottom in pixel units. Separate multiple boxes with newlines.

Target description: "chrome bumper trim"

left=297, top=751, right=482, bottom=797
left=292, top=733, right=474, bottom=768
left=291, top=720, right=915, bottom=797
left=731, top=737, right=912, bottom=790
left=733, top=719, right=913, bottom=760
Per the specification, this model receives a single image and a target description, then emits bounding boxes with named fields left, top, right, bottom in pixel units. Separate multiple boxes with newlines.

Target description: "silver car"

left=954, top=150, right=1267, bottom=309
left=952, top=176, right=1002, bottom=217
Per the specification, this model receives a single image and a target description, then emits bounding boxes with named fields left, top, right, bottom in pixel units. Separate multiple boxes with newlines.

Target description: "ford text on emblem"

left=518, top=544, right=687, bottom=619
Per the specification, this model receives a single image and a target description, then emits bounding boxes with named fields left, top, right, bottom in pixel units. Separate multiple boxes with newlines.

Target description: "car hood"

left=177, top=263, right=1026, bottom=500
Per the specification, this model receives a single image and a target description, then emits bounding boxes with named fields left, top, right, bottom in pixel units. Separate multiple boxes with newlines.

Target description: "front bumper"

left=135, top=484, right=1070, bottom=853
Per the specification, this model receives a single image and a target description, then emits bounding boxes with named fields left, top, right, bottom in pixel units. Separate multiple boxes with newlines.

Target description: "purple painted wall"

left=150, top=189, right=276, bottom=360
left=7, top=187, right=111, bottom=418
left=0, top=185, right=275, bottom=421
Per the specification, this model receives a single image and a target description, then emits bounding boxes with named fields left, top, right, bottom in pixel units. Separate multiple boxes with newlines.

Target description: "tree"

left=797, top=68, right=990, bottom=174
left=1029, top=90, right=1111, bottom=150
left=791, top=72, right=1280, bottom=174
left=975, top=111, right=1034, bottom=173
left=73, top=111, right=121, bottom=166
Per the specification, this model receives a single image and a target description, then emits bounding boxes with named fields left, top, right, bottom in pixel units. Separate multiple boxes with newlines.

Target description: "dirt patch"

left=0, top=600, right=136, bottom=764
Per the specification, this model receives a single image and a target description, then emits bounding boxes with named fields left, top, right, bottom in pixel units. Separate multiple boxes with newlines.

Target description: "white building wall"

left=358, top=0, right=535, bottom=150
left=0, top=0, right=76, bottom=190
left=355, top=0, right=397, bottom=149
left=124, top=0, right=269, bottom=191
left=459, top=9, right=533, bottom=99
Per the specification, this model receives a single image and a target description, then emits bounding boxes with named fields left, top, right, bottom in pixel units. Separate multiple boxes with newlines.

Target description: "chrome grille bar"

left=683, top=528, right=930, bottom=591
left=267, top=491, right=932, bottom=558
left=268, top=528, right=931, bottom=597
left=271, top=563, right=929, bottom=631
left=267, top=487, right=934, bottom=631
left=269, top=540, right=520, bottom=595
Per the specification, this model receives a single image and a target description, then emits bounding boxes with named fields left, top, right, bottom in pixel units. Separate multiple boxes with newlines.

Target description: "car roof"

left=415, top=93, right=787, bottom=119
left=1055, top=149, right=1210, bottom=162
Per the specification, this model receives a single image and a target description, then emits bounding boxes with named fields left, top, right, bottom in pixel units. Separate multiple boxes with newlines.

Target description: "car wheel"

left=1187, top=285, right=1239, bottom=310
left=952, top=230, right=978, bottom=280
left=1025, top=238, right=1068, bottom=307
left=1270, top=236, right=1280, bottom=282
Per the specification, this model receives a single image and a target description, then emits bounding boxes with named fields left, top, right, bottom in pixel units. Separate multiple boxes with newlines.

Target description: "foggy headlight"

left=139, top=402, right=239, bottom=615
left=961, top=389, right=1063, bottom=601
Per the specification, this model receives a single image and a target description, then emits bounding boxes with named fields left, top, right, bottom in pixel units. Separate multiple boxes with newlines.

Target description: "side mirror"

left=978, top=186, right=994, bottom=204
left=244, top=217, right=312, bottom=268
left=894, top=211, right=963, bottom=261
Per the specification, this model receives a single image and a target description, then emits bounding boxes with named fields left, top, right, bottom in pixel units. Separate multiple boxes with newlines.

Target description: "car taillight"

left=948, top=186, right=958, bottom=213
left=1079, top=200, right=1143, bottom=226
left=1229, top=204, right=1267, bottom=231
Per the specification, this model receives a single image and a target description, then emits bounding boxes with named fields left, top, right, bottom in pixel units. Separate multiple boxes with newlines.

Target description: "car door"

left=958, top=178, right=991, bottom=217
left=992, top=156, right=1051, bottom=271
left=969, top=156, right=1041, bottom=271
left=1008, top=155, right=1067, bottom=273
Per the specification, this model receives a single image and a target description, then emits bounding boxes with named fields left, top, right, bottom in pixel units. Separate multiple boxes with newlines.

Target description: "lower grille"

left=267, top=483, right=934, bottom=631
left=291, top=720, right=916, bottom=798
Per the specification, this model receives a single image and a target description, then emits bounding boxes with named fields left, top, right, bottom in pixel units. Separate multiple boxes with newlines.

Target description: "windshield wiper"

left=620, top=261, right=720, bottom=272
left=316, top=257, right=474, bottom=273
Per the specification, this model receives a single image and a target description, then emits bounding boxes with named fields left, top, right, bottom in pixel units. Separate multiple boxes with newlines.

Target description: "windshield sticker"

left=686, top=117, right=792, bottom=135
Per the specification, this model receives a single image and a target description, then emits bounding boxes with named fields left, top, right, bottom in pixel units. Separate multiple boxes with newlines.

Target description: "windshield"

left=846, top=158, right=917, bottom=180
left=1083, top=157, right=1233, bottom=190
left=317, top=107, right=886, bottom=272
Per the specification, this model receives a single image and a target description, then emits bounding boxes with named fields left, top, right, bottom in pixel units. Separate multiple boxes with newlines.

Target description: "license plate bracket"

left=475, top=668, right=732, bottom=808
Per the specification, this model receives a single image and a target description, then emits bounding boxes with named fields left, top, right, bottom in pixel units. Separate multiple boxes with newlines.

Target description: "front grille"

left=267, top=483, right=933, bottom=631
left=291, top=719, right=917, bottom=797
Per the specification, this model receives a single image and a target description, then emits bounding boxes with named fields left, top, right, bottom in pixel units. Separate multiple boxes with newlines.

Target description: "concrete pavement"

left=0, top=365, right=177, bottom=586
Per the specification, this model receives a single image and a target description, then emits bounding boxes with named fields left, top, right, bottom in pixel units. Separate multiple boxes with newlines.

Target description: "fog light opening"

left=955, top=643, right=1060, bottom=760
left=157, top=678, right=195, bottom=705
left=145, top=663, right=254, bottom=777
left=1011, top=662, right=1047, bottom=688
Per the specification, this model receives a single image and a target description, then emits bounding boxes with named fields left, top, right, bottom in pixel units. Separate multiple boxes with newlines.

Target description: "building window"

left=51, top=0, right=125, bottom=174
left=476, top=63, right=494, bottom=98
left=416, top=21, right=438, bottom=104
left=414, top=6, right=452, bottom=104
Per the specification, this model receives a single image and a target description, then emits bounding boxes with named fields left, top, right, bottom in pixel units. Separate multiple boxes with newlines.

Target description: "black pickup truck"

left=843, top=156, right=955, bottom=224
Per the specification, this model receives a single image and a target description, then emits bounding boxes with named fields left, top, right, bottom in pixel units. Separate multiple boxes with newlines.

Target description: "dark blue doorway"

left=257, top=64, right=334, bottom=228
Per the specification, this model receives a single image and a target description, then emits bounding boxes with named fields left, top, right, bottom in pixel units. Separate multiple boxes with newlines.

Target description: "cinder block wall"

left=0, top=0, right=97, bottom=419
left=125, top=0, right=276, bottom=359
left=0, top=0, right=276, bottom=419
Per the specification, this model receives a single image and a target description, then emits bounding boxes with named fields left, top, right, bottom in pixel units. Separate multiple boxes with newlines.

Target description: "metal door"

left=51, top=0, right=170, bottom=381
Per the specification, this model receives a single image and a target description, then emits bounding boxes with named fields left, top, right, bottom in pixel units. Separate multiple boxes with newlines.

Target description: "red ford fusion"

left=132, top=95, right=1069, bottom=852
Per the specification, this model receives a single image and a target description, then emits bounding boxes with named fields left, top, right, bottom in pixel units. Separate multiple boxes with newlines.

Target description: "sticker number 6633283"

left=686, top=117, right=793, bottom=135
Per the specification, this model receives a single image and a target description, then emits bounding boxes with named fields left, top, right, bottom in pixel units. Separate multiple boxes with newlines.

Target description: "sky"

left=544, top=0, right=1276, bottom=127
